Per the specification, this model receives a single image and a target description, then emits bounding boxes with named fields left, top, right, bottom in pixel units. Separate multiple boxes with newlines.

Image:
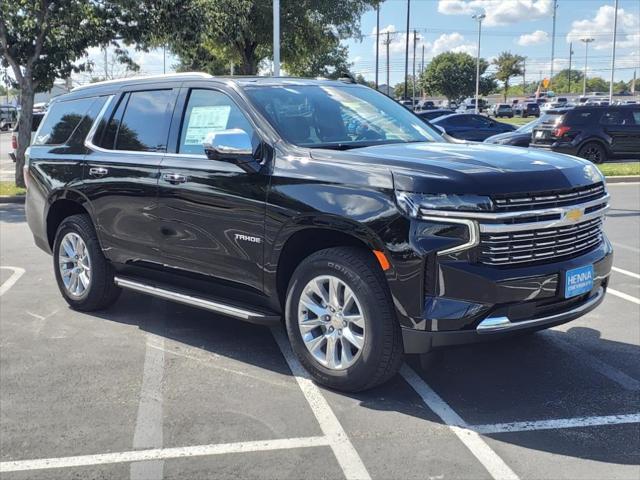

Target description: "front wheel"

left=53, top=214, right=121, bottom=311
left=285, top=247, right=403, bottom=392
left=578, top=142, right=607, bottom=164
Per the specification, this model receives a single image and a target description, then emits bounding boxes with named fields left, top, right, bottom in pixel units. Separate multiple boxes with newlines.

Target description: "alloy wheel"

left=297, top=275, right=365, bottom=370
left=58, top=232, right=92, bottom=297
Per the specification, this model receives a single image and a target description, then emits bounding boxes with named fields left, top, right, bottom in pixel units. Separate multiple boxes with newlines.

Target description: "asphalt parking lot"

left=0, top=183, right=638, bottom=480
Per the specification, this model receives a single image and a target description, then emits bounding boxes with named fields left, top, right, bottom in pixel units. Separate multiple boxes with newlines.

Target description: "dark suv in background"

left=25, top=74, right=612, bottom=392
left=514, top=102, right=540, bottom=118
left=530, top=105, right=640, bottom=162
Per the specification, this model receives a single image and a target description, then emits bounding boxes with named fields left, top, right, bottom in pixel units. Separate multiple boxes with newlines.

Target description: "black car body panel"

left=432, top=114, right=516, bottom=141
left=26, top=74, right=613, bottom=355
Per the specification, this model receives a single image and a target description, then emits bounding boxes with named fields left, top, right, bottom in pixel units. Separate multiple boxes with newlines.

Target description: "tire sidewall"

left=285, top=255, right=388, bottom=386
left=579, top=142, right=607, bottom=164
left=53, top=216, right=102, bottom=308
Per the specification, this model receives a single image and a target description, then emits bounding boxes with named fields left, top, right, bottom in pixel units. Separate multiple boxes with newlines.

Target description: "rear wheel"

left=53, top=214, right=120, bottom=311
left=578, top=142, right=607, bottom=164
left=285, top=247, right=403, bottom=392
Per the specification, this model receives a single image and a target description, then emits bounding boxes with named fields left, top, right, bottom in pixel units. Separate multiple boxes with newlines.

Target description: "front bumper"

left=402, top=242, right=612, bottom=353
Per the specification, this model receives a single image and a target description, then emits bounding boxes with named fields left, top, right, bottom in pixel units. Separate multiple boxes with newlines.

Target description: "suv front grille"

left=492, top=183, right=605, bottom=212
left=479, top=217, right=603, bottom=266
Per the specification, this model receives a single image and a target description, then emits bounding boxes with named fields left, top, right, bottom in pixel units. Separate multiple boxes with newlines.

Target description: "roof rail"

left=71, top=72, right=212, bottom=92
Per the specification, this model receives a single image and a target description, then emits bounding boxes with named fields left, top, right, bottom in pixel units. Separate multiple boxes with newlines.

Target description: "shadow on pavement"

left=92, top=290, right=640, bottom=466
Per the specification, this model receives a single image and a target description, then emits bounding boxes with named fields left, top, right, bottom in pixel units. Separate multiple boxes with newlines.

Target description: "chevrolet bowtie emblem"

left=565, top=209, right=583, bottom=222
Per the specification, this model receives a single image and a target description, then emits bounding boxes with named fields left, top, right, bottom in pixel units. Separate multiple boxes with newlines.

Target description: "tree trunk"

left=15, top=79, right=34, bottom=188
left=503, top=79, right=509, bottom=103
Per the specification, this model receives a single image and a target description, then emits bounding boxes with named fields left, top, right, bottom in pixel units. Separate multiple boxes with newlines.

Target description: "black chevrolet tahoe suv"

left=25, top=74, right=612, bottom=392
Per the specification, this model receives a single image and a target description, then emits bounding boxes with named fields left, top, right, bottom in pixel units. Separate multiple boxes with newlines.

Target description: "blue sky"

left=344, top=0, right=640, bottom=86
left=74, top=0, right=638, bottom=88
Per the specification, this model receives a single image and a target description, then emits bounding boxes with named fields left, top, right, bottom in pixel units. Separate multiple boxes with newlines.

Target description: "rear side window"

left=111, top=89, right=174, bottom=152
left=566, top=110, right=595, bottom=126
left=600, top=109, right=633, bottom=126
left=33, top=98, right=94, bottom=145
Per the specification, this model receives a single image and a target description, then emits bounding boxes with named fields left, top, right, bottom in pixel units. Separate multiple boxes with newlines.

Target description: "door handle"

left=89, top=167, right=108, bottom=177
left=162, top=172, right=188, bottom=184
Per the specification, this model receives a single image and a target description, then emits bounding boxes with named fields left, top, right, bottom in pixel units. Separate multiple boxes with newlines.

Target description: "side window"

left=33, top=97, right=94, bottom=145
left=567, top=110, right=594, bottom=126
left=632, top=110, right=640, bottom=125
left=115, top=90, right=174, bottom=152
left=99, top=93, right=128, bottom=149
left=600, top=110, right=631, bottom=126
left=178, top=89, right=255, bottom=155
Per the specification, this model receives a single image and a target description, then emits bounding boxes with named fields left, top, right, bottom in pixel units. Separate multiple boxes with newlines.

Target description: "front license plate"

left=565, top=265, right=594, bottom=298
left=535, top=130, right=545, bottom=138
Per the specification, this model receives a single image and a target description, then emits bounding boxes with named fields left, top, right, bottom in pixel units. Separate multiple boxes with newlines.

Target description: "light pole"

left=609, top=0, right=619, bottom=102
left=403, top=0, right=411, bottom=100
left=581, top=37, right=595, bottom=96
left=375, top=4, right=380, bottom=89
left=568, top=43, right=574, bottom=93
left=472, top=13, right=486, bottom=114
left=273, top=0, right=280, bottom=77
left=550, top=0, right=558, bottom=83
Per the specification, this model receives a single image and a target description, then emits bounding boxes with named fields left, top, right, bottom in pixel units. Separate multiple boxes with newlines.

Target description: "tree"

left=419, top=52, right=492, bottom=102
left=550, top=69, right=584, bottom=94
left=492, top=52, right=524, bottom=102
left=163, top=0, right=377, bottom=77
left=0, top=1, right=152, bottom=187
left=393, top=76, right=417, bottom=99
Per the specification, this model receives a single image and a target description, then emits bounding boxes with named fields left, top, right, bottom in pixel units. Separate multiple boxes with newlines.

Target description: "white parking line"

left=400, top=365, right=519, bottom=480
left=611, top=242, right=640, bottom=254
left=130, top=333, right=166, bottom=480
left=0, top=436, right=330, bottom=473
left=271, top=327, right=371, bottom=480
left=0, top=266, right=25, bottom=296
left=472, top=413, right=640, bottom=435
left=607, top=288, right=640, bottom=305
left=544, top=334, right=640, bottom=391
left=612, top=266, right=640, bottom=280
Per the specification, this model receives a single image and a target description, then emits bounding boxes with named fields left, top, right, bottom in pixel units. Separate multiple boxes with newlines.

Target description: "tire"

left=578, top=142, right=607, bottom=164
left=284, top=247, right=403, bottom=392
left=53, top=214, right=121, bottom=311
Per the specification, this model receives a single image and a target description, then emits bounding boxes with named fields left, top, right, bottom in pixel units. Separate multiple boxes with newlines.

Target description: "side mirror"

left=203, top=129, right=260, bottom=173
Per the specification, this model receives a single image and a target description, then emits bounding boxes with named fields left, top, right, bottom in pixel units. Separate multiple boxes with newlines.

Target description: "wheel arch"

left=577, top=137, right=611, bottom=159
left=272, top=220, right=388, bottom=308
left=46, top=190, right=93, bottom=249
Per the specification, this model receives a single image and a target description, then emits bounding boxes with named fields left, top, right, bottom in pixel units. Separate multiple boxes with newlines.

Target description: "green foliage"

left=393, top=76, right=418, bottom=99
left=160, top=0, right=377, bottom=77
left=0, top=0, right=157, bottom=186
left=419, top=52, right=493, bottom=102
left=492, top=52, right=524, bottom=101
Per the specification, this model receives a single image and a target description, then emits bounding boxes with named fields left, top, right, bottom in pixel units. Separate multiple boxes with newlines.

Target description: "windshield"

left=517, top=112, right=564, bottom=133
left=243, top=84, right=441, bottom=149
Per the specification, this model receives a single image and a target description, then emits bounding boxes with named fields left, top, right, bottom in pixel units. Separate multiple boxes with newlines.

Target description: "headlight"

left=396, top=191, right=493, bottom=218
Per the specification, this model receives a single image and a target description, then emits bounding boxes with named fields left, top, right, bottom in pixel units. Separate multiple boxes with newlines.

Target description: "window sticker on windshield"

left=184, top=105, right=231, bottom=145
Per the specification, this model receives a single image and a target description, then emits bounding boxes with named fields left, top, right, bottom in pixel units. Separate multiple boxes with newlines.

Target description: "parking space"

left=1, top=183, right=638, bottom=479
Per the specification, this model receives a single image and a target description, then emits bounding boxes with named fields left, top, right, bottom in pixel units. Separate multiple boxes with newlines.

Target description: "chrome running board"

left=114, top=276, right=279, bottom=325
left=477, top=287, right=605, bottom=333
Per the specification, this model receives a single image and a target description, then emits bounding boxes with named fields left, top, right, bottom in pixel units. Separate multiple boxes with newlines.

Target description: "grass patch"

left=496, top=116, right=531, bottom=127
left=598, top=162, right=640, bottom=177
left=0, top=181, right=26, bottom=197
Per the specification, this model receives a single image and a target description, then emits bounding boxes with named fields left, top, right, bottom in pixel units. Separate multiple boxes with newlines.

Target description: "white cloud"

left=517, top=30, right=549, bottom=46
left=431, top=33, right=477, bottom=56
left=371, top=24, right=427, bottom=57
left=437, top=0, right=553, bottom=27
left=566, top=5, right=640, bottom=51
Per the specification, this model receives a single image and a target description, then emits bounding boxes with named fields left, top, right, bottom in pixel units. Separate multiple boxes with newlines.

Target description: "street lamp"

left=581, top=37, right=595, bottom=96
left=472, top=13, right=486, bottom=114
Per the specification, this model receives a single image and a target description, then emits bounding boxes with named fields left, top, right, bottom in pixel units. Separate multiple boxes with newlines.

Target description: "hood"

left=310, top=142, right=602, bottom=195
left=483, top=131, right=528, bottom=143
